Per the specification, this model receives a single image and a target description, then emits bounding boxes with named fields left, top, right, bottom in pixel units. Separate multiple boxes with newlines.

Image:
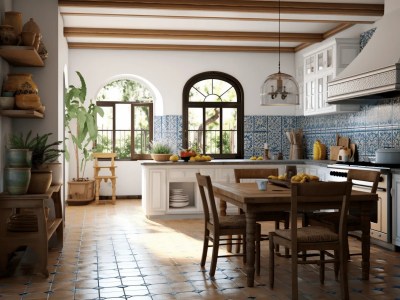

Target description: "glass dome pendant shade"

left=260, top=0, right=299, bottom=106
left=260, top=71, right=299, bottom=105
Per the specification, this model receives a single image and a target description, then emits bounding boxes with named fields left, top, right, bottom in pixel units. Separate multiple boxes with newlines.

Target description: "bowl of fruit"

left=179, top=149, right=197, bottom=162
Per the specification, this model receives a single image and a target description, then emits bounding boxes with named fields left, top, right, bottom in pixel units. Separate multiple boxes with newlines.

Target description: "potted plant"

left=28, top=132, right=64, bottom=193
left=65, top=71, right=104, bottom=204
left=6, top=131, right=64, bottom=194
left=150, top=140, right=174, bottom=161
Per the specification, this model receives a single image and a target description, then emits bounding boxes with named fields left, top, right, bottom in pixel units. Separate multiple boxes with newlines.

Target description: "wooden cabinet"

left=303, top=38, right=360, bottom=115
left=0, top=185, right=63, bottom=277
left=392, top=174, right=400, bottom=247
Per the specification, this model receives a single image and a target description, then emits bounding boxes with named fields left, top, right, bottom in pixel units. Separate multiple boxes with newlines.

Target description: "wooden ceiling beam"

left=59, top=1, right=384, bottom=16
left=60, top=11, right=375, bottom=25
left=64, top=27, right=323, bottom=43
left=68, top=42, right=295, bottom=53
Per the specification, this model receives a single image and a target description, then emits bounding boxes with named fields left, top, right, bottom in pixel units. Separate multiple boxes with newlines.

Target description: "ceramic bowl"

left=0, top=96, right=15, bottom=110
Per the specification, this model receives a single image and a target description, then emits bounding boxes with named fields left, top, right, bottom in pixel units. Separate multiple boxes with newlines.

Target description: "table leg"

left=246, top=212, right=256, bottom=287
left=360, top=208, right=371, bottom=280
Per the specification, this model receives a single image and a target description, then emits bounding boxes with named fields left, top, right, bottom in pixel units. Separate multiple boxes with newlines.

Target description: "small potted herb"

left=150, top=140, right=174, bottom=161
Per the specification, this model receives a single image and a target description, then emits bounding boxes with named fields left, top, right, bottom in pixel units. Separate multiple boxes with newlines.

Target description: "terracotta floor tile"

left=1, top=200, right=400, bottom=300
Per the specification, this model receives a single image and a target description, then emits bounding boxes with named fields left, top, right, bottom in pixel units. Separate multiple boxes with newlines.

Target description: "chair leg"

left=236, top=235, right=242, bottom=253
left=274, top=220, right=280, bottom=253
left=319, top=251, right=325, bottom=284
left=292, top=248, right=299, bottom=300
left=201, top=228, right=209, bottom=267
left=284, top=216, right=290, bottom=257
left=256, top=224, right=261, bottom=276
left=339, top=247, right=350, bottom=300
left=334, top=250, right=339, bottom=280
left=269, top=232, right=275, bottom=288
left=227, top=234, right=232, bottom=253
left=209, top=235, right=220, bottom=277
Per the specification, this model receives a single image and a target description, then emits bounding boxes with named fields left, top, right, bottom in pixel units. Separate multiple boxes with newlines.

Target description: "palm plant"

left=65, top=71, right=104, bottom=180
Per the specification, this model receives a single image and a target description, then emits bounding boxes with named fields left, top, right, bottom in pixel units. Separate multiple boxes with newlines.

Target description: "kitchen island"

left=141, top=159, right=333, bottom=218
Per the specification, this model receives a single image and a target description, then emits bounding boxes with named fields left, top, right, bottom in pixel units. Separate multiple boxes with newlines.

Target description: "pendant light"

left=260, top=0, right=299, bottom=106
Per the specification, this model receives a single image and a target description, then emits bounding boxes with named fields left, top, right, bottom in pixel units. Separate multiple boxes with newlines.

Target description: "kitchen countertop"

left=141, top=159, right=335, bottom=166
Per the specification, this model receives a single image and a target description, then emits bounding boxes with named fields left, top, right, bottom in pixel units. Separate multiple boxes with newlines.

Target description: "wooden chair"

left=306, top=169, right=380, bottom=257
left=233, top=168, right=290, bottom=254
left=269, top=181, right=352, bottom=300
left=196, top=173, right=262, bottom=277
left=93, top=153, right=117, bottom=205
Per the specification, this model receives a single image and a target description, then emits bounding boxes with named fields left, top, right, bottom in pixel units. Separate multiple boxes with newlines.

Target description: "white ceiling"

left=59, top=0, right=384, bottom=53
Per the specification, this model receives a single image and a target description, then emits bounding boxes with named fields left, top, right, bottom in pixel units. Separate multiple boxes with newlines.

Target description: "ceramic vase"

left=6, top=149, right=31, bottom=167
left=3, top=11, right=22, bottom=36
left=0, top=25, right=18, bottom=45
left=4, top=167, right=31, bottom=195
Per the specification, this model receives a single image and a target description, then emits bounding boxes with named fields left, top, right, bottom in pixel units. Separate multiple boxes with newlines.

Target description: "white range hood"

left=327, top=4, right=400, bottom=103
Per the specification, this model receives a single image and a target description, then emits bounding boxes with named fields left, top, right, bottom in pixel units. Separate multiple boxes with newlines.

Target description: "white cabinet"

left=392, top=174, right=400, bottom=247
left=303, top=38, right=360, bottom=115
left=141, top=162, right=287, bottom=218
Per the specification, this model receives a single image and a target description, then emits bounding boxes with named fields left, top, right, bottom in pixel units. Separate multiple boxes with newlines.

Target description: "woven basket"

left=151, top=154, right=172, bottom=161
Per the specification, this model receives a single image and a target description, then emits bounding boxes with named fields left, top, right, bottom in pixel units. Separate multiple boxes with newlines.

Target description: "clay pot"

left=27, top=170, right=52, bottom=194
left=41, top=162, right=63, bottom=185
left=0, top=25, right=18, bottom=45
left=22, top=18, right=40, bottom=35
left=21, top=31, right=36, bottom=46
left=3, top=73, right=38, bottom=95
left=15, top=94, right=42, bottom=110
left=3, top=11, right=22, bottom=36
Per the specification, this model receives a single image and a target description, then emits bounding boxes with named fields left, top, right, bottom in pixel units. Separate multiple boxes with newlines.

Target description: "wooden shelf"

left=0, top=46, right=44, bottom=67
left=0, top=109, right=44, bottom=118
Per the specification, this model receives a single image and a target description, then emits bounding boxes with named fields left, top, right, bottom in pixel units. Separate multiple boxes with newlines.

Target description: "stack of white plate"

left=169, top=188, right=189, bottom=208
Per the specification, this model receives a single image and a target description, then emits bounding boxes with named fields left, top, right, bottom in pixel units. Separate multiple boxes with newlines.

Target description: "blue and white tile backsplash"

left=153, top=28, right=400, bottom=161
left=155, top=96, right=400, bottom=161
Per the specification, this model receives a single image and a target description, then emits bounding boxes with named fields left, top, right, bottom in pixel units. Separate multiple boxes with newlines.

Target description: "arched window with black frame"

left=182, top=71, right=244, bottom=159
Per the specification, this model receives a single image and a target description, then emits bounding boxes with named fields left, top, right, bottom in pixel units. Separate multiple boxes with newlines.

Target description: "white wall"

left=67, top=49, right=297, bottom=195
left=12, top=0, right=61, bottom=141
left=0, top=0, right=13, bottom=192
left=68, top=49, right=297, bottom=117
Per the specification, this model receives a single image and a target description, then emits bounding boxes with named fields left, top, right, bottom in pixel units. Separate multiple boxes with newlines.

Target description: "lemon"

left=257, top=156, right=263, bottom=160
left=250, top=156, right=257, bottom=160
left=169, top=155, right=179, bottom=162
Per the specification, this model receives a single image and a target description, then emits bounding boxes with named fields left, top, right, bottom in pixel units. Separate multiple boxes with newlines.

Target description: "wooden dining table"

left=212, top=181, right=378, bottom=287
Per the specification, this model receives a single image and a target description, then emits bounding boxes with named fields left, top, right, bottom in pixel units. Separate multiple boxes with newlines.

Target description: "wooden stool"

left=93, top=153, right=117, bottom=205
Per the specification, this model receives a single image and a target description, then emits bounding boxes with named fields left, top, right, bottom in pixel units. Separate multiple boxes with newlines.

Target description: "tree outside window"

left=183, top=72, right=244, bottom=159
left=96, top=79, right=153, bottom=160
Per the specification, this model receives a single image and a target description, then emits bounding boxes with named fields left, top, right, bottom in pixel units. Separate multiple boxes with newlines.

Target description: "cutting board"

left=329, top=146, right=342, bottom=160
left=338, top=136, right=350, bottom=148
left=268, top=179, right=291, bottom=188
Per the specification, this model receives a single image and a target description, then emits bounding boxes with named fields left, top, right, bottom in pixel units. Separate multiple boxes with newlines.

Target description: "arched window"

left=183, top=71, right=244, bottom=159
left=96, top=77, right=153, bottom=160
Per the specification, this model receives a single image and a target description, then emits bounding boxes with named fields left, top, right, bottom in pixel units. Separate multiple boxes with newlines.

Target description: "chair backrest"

left=290, top=181, right=352, bottom=247
left=93, top=152, right=116, bottom=167
left=196, top=173, right=219, bottom=226
left=234, top=168, right=279, bottom=183
left=346, top=169, right=380, bottom=193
